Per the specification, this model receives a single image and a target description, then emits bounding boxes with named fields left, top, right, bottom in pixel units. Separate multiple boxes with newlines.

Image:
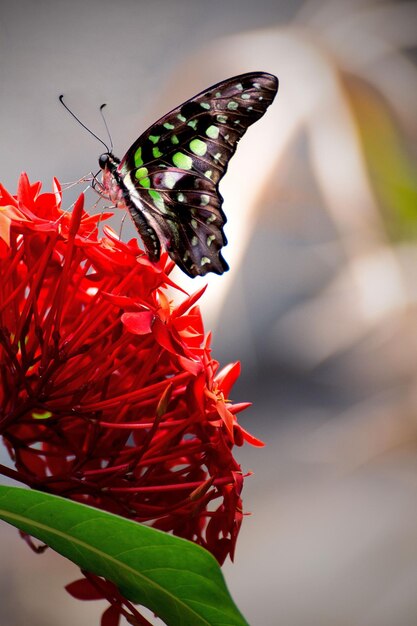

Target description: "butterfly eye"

left=98, top=153, right=110, bottom=169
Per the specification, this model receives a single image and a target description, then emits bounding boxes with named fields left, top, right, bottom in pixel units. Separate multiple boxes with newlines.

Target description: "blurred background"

left=1, top=0, right=417, bottom=624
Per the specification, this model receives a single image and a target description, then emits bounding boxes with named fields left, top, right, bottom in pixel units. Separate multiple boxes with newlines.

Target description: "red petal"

left=152, top=316, right=186, bottom=356
left=17, top=172, right=35, bottom=210
left=101, top=292, right=141, bottom=307
left=174, top=284, right=207, bottom=317
left=191, top=374, right=206, bottom=410
left=228, top=402, right=252, bottom=414
left=215, top=362, right=241, bottom=395
left=52, top=177, right=62, bottom=207
left=240, top=426, right=265, bottom=447
left=173, top=314, right=202, bottom=332
left=65, top=578, right=105, bottom=600
left=101, top=604, right=121, bottom=626
left=0, top=211, right=11, bottom=246
left=121, top=311, right=153, bottom=334
left=69, top=194, right=85, bottom=237
left=177, top=354, right=203, bottom=376
left=216, top=401, right=235, bottom=440
left=0, top=182, right=18, bottom=207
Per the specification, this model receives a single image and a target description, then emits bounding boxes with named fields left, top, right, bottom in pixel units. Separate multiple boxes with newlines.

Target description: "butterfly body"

left=98, top=72, right=278, bottom=277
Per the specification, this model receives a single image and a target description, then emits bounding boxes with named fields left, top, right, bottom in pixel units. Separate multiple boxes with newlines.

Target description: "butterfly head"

left=98, top=152, right=120, bottom=172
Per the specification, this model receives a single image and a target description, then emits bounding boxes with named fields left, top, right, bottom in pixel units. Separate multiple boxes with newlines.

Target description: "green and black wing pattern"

left=107, top=72, right=278, bottom=277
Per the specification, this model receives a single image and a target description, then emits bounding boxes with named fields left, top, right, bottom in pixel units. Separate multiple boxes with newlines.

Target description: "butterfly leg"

left=60, top=172, right=95, bottom=191
left=119, top=211, right=128, bottom=240
left=91, top=170, right=108, bottom=198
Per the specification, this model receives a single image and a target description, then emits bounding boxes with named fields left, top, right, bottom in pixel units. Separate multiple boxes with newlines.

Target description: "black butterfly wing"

left=117, top=71, right=278, bottom=277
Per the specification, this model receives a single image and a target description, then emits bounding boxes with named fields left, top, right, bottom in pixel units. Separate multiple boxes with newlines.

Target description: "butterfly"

left=96, top=72, right=278, bottom=278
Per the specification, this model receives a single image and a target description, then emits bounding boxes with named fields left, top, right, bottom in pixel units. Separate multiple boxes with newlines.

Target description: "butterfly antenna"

left=99, top=103, right=113, bottom=153
left=59, top=95, right=109, bottom=151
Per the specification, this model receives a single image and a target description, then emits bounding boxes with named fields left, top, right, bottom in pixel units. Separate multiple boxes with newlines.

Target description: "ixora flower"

left=0, top=174, right=263, bottom=623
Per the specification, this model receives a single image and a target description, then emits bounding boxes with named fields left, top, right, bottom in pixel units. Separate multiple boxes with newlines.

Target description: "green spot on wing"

left=187, top=120, right=198, bottom=130
left=189, top=138, right=207, bottom=157
left=172, top=152, right=193, bottom=170
left=134, top=147, right=143, bottom=167
left=200, top=102, right=210, bottom=110
left=149, top=135, right=160, bottom=144
left=171, top=135, right=179, bottom=145
left=152, top=146, right=163, bottom=158
left=149, top=190, right=165, bottom=211
left=136, top=166, right=148, bottom=177
left=163, top=122, right=175, bottom=130
left=136, top=166, right=150, bottom=188
left=227, top=101, right=239, bottom=110
left=206, top=125, right=219, bottom=139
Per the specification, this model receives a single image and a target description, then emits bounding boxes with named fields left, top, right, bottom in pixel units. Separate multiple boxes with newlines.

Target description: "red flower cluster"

left=0, top=174, right=263, bottom=570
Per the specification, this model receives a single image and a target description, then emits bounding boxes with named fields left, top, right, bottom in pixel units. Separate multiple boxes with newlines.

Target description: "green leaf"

left=0, top=486, right=248, bottom=626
